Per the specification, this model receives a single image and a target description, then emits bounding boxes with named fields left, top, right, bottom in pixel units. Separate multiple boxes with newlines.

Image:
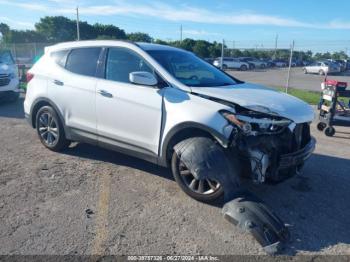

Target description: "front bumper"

left=279, top=137, right=316, bottom=169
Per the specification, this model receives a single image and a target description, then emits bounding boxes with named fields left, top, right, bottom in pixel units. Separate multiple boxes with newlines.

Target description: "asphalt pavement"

left=0, top=96, right=349, bottom=256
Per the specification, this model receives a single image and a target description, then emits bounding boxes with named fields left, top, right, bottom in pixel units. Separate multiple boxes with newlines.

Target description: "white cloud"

left=1, top=0, right=350, bottom=29
left=0, top=16, right=34, bottom=29
left=183, top=29, right=220, bottom=36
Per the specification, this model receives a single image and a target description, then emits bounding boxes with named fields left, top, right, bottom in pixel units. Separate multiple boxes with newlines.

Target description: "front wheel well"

left=31, top=101, right=51, bottom=128
left=164, top=127, right=217, bottom=166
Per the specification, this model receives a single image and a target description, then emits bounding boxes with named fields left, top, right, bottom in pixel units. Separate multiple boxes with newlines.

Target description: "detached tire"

left=35, top=106, right=70, bottom=151
left=171, top=151, right=224, bottom=203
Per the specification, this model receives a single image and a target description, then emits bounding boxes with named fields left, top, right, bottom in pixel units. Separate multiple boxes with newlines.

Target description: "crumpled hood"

left=191, top=83, right=315, bottom=123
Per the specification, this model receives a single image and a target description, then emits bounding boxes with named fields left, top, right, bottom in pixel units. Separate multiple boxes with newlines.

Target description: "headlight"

left=220, top=110, right=291, bottom=135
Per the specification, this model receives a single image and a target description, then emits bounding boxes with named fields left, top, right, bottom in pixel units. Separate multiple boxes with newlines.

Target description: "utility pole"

left=180, top=24, right=183, bottom=42
left=286, top=40, right=295, bottom=93
left=76, top=7, right=80, bottom=41
left=273, top=34, right=278, bottom=59
left=221, top=39, right=225, bottom=70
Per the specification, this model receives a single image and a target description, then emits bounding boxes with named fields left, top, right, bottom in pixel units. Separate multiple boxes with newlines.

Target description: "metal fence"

left=0, top=42, right=52, bottom=66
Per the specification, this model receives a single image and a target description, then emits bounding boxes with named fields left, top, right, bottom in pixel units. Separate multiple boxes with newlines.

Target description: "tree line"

left=0, top=16, right=348, bottom=61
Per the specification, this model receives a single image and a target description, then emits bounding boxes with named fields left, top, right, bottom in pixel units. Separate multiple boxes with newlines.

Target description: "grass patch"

left=274, top=87, right=321, bottom=105
left=19, top=82, right=27, bottom=91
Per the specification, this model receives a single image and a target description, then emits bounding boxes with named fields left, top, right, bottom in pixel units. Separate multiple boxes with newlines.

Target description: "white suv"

left=0, top=50, right=20, bottom=102
left=24, top=41, right=315, bottom=202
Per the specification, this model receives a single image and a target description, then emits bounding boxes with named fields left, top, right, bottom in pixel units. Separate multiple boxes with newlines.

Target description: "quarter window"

left=65, top=48, right=101, bottom=77
left=51, top=49, right=69, bottom=67
left=106, top=48, right=153, bottom=83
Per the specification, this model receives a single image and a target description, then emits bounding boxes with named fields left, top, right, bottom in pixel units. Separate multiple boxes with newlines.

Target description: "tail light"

left=26, top=72, right=34, bottom=83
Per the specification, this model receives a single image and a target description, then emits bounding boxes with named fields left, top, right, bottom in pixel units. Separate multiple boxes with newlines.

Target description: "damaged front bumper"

left=279, top=137, right=315, bottom=168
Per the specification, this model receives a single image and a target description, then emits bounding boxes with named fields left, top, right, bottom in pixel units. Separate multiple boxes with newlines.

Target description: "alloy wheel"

left=178, top=161, right=221, bottom=195
left=38, top=112, right=59, bottom=146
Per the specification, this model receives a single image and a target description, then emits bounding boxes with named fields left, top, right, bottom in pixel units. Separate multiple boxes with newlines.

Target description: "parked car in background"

left=303, top=61, right=341, bottom=75
left=239, top=57, right=267, bottom=69
left=273, top=59, right=288, bottom=67
left=213, top=57, right=250, bottom=71
left=333, top=59, right=347, bottom=72
left=0, top=50, right=20, bottom=102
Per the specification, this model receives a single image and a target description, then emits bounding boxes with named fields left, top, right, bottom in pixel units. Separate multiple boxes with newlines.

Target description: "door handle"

left=98, top=90, right=113, bottom=98
left=53, top=80, right=64, bottom=86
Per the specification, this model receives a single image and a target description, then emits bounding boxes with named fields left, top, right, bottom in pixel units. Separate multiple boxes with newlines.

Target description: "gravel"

left=0, top=95, right=350, bottom=256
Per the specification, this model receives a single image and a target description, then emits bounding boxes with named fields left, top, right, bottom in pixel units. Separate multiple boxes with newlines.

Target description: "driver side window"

left=106, top=48, right=153, bottom=83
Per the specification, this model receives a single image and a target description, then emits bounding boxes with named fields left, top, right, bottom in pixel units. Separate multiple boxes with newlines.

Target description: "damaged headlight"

left=220, top=110, right=291, bottom=135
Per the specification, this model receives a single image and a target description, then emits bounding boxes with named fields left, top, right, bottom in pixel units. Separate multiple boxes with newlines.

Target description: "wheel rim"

left=178, top=160, right=221, bottom=195
left=38, top=112, right=59, bottom=146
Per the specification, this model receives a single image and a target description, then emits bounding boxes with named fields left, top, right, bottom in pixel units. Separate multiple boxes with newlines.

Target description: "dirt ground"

left=0, top=96, right=350, bottom=256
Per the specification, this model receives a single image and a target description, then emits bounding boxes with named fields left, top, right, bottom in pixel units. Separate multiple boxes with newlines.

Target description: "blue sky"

left=1, top=0, right=350, bottom=52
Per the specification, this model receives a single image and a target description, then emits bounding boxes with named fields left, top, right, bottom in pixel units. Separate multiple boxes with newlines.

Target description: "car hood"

left=0, top=63, right=12, bottom=74
left=190, top=83, right=315, bottom=123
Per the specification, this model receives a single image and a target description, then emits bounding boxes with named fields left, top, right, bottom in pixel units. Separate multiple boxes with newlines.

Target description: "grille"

left=0, top=75, right=10, bottom=86
left=292, top=123, right=311, bottom=150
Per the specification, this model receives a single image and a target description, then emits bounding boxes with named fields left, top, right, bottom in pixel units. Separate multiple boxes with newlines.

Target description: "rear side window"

left=51, top=50, right=69, bottom=67
left=106, top=48, right=153, bottom=83
left=65, top=48, right=101, bottom=77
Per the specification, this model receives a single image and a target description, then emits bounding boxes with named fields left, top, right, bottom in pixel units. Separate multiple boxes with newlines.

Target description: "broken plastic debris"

left=222, top=192, right=290, bottom=254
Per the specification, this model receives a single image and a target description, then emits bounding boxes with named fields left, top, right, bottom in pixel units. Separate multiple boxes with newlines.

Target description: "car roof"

left=45, top=40, right=185, bottom=53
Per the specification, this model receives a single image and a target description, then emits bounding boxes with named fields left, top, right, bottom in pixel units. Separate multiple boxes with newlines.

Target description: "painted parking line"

left=92, top=172, right=111, bottom=255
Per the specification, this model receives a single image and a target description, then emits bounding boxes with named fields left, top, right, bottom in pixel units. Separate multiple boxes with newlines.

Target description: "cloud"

left=183, top=29, right=221, bottom=36
left=0, top=16, right=34, bottom=29
left=1, top=0, right=350, bottom=29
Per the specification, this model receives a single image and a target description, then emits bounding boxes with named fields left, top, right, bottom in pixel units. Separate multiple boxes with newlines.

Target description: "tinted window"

left=51, top=49, right=69, bottom=67
left=65, top=48, right=101, bottom=77
left=147, top=50, right=237, bottom=87
left=106, top=48, right=153, bottom=83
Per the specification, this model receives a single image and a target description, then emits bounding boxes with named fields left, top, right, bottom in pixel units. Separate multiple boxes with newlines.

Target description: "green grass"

left=274, top=87, right=321, bottom=105
left=19, top=82, right=27, bottom=91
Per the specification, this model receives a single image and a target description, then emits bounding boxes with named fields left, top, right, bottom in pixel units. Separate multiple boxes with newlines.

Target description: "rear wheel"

left=36, top=106, right=70, bottom=151
left=260, top=64, right=266, bottom=69
left=240, top=65, right=248, bottom=71
left=222, top=64, right=228, bottom=70
left=303, top=68, right=308, bottom=74
left=319, top=70, right=325, bottom=75
left=171, top=151, right=224, bottom=203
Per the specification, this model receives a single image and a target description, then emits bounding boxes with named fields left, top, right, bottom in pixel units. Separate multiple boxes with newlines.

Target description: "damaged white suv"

left=24, top=41, right=315, bottom=202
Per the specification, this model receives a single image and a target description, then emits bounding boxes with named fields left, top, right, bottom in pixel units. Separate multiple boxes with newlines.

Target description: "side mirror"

left=129, top=71, right=158, bottom=86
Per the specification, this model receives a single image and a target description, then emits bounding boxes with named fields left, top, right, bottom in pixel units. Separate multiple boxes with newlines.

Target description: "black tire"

left=222, top=64, right=228, bottom=70
left=303, top=68, right=308, bottom=74
left=171, top=151, right=224, bottom=203
left=317, top=122, right=326, bottom=131
left=35, top=106, right=70, bottom=151
left=324, top=126, right=335, bottom=137
left=260, top=64, right=266, bottom=69
left=240, top=65, right=248, bottom=71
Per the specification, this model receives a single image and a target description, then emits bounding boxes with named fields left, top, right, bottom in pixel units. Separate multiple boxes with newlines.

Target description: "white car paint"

left=24, top=40, right=314, bottom=164
left=213, top=58, right=250, bottom=70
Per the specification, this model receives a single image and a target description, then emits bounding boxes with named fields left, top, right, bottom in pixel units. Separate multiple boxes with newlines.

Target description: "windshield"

left=146, top=50, right=237, bottom=87
left=0, top=51, right=14, bottom=65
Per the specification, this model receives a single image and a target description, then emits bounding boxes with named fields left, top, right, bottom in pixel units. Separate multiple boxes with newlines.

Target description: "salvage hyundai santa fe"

left=24, top=41, right=316, bottom=203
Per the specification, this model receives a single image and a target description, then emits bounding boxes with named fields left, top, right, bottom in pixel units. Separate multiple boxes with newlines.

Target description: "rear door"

left=95, top=47, right=163, bottom=157
left=48, top=47, right=102, bottom=141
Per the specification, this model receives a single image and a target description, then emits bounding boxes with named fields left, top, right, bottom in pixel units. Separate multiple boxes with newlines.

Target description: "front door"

left=95, top=47, right=163, bottom=157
